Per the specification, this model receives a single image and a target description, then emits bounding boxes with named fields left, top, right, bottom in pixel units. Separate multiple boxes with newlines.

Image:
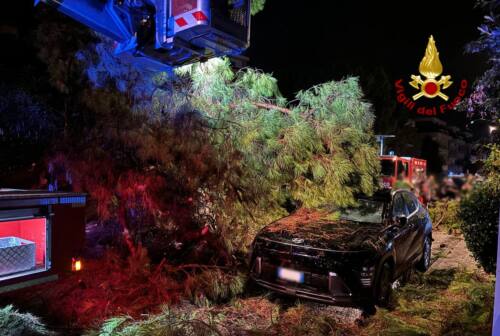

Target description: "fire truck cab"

left=35, top=0, right=251, bottom=70
left=380, top=155, right=427, bottom=189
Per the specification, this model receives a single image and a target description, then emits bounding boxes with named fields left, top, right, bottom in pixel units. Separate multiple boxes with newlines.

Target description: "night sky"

left=248, top=0, right=486, bottom=98
left=1, top=1, right=486, bottom=92
left=0, top=0, right=488, bottom=135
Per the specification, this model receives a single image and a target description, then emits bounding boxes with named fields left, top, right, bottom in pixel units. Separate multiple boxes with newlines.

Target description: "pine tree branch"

left=228, top=101, right=293, bottom=115
left=252, top=101, right=315, bottom=118
left=252, top=101, right=293, bottom=115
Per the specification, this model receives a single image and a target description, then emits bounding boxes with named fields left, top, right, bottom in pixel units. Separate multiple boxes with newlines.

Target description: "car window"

left=397, top=161, right=408, bottom=177
left=403, top=192, right=418, bottom=214
left=392, top=193, right=407, bottom=217
left=381, top=160, right=395, bottom=177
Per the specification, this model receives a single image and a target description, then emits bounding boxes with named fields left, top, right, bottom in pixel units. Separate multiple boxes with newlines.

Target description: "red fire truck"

left=380, top=155, right=427, bottom=189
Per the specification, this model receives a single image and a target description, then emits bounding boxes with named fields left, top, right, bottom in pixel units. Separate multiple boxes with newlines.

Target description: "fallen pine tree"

left=13, top=13, right=380, bottom=273
left=41, top=52, right=381, bottom=264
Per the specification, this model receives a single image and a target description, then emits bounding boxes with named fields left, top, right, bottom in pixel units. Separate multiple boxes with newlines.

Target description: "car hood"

left=258, top=208, right=387, bottom=252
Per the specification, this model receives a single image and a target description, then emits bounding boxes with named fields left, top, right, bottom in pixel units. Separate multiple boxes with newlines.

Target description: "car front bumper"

left=250, top=260, right=374, bottom=306
left=251, top=276, right=361, bottom=305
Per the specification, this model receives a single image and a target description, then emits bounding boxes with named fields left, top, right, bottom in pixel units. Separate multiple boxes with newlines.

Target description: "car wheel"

left=416, top=235, right=432, bottom=272
left=375, top=262, right=393, bottom=308
left=400, top=268, right=413, bottom=285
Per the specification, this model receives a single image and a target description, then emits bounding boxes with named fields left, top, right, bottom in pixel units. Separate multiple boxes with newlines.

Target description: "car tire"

left=375, top=262, right=393, bottom=308
left=399, top=268, right=413, bottom=285
left=245, top=276, right=265, bottom=296
left=361, top=304, right=377, bottom=317
left=416, top=235, right=432, bottom=272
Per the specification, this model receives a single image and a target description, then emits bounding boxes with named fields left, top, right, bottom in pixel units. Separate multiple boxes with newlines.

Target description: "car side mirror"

left=396, top=216, right=407, bottom=226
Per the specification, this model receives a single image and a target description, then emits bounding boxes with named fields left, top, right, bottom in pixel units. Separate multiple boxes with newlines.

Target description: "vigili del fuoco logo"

left=394, top=35, right=468, bottom=116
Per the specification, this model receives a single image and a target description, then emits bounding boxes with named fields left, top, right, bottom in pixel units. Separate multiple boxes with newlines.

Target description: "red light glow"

left=0, top=218, right=46, bottom=266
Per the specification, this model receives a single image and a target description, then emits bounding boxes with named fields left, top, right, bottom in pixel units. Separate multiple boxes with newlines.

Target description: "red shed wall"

left=51, top=204, right=86, bottom=272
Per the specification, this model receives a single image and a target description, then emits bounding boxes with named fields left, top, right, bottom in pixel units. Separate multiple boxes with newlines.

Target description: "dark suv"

left=249, top=189, right=432, bottom=307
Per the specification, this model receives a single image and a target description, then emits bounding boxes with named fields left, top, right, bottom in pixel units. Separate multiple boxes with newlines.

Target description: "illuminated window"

left=0, top=217, right=49, bottom=280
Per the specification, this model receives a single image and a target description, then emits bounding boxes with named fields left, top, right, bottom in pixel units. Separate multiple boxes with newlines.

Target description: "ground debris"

left=165, top=295, right=362, bottom=336
left=304, top=302, right=363, bottom=325
left=1, top=229, right=492, bottom=336
left=262, top=207, right=387, bottom=252
left=430, top=230, right=479, bottom=272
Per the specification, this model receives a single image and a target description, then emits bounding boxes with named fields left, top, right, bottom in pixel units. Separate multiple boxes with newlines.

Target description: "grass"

left=3, top=232, right=494, bottom=336
left=3, top=266, right=494, bottom=335
left=85, top=298, right=360, bottom=336
left=364, top=268, right=494, bottom=336
left=270, top=303, right=358, bottom=336
left=83, top=307, right=222, bottom=336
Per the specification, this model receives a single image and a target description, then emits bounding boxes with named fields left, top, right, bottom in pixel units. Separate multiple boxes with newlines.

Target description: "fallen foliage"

left=184, top=269, right=246, bottom=307
left=364, top=268, right=494, bottom=335
left=428, top=199, right=461, bottom=234
left=5, top=265, right=494, bottom=335
left=263, top=206, right=387, bottom=252
left=4, top=246, right=248, bottom=330
left=0, top=305, right=51, bottom=336
left=84, top=307, right=222, bottom=336
left=4, top=247, right=180, bottom=328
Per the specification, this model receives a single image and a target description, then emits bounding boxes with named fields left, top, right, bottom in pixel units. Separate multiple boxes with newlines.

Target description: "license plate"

left=277, top=267, right=304, bottom=283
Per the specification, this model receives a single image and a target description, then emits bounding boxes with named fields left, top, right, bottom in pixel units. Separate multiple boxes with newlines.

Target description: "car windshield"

left=336, top=199, right=385, bottom=224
